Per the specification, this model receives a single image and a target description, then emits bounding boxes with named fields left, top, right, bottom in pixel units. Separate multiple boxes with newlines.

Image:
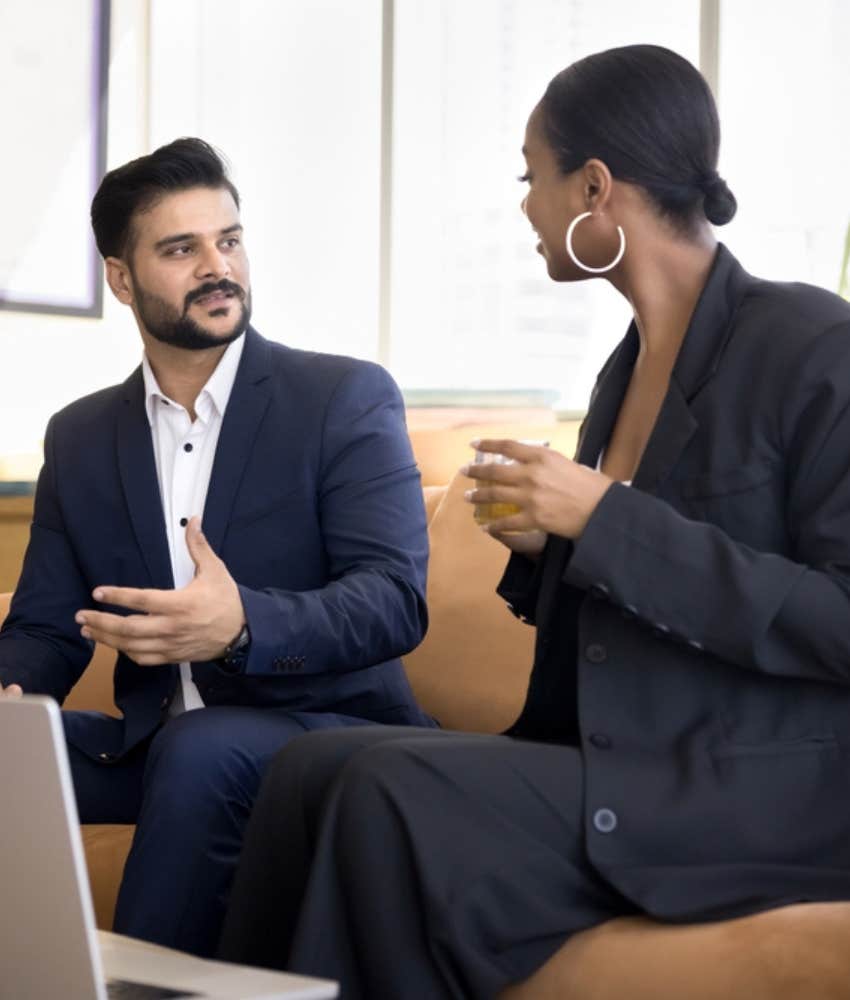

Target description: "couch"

left=3, top=419, right=850, bottom=998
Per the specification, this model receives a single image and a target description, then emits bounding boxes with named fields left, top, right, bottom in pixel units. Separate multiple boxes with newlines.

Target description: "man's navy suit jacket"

left=0, top=328, right=432, bottom=759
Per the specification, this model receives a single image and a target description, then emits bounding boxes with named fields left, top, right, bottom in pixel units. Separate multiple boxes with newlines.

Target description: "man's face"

left=120, top=186, right=252, bottom=350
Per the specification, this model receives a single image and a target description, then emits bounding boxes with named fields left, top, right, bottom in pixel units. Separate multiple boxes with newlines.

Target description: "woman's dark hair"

left=539, top=44, right=737, bottom=229
left=90, top=137, right=240, bottom=259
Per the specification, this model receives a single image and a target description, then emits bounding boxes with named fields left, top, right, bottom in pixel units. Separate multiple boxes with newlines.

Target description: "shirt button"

left=586, top=643, right=607, bottom=663
left=621, top=603, right=638, bottom=620
left=589, top=732, right=612, bottom=750
left=589, top=583, right=609, bottom=599
left=179, top=517, right=188, bottom=527
left=183, top=443, right=193, bottom=453
left=593, top=808, right=618, bottom=833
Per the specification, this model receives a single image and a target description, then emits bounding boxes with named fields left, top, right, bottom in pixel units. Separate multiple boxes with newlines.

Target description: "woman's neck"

left=613, top=226, right=718, bottom=365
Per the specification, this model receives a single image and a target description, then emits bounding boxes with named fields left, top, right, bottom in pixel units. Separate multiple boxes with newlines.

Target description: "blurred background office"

left=1, top=0, right=848, bottom=478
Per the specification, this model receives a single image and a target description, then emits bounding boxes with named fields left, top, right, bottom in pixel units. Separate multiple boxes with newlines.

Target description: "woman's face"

left=520, top=106, right=583, bottom=281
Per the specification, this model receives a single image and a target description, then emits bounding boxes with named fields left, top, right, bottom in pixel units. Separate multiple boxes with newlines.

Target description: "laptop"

left=0, top=695, right=338, bottom=1000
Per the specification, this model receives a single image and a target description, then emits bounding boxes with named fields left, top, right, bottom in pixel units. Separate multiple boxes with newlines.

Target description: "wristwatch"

left=221, top=623, right=251, bottom=672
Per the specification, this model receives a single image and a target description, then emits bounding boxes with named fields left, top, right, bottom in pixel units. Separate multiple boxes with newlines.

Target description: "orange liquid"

left=473, top=502, right=522, bottom=525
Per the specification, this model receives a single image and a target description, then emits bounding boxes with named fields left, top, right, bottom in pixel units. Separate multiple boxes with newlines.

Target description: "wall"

left=0, top=0, right=384, bottom=477
left=0, top=0, right=149, bottom=478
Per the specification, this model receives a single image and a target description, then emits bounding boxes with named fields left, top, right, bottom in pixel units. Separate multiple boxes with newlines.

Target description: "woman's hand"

left=489, top=526, right=549, bottom=558
left=462, top=439, right=614, bottom=541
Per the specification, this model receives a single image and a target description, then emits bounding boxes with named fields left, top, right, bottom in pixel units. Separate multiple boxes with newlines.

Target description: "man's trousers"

left=64, top=705, right=375, bottom=957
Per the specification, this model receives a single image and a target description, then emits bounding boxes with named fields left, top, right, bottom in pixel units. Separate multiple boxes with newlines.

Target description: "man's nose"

left=195, top=243, right=230, bottom=279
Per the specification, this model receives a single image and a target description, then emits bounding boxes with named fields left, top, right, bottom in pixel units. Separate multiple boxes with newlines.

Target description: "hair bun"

left=701, top=172, right=737, bottom=226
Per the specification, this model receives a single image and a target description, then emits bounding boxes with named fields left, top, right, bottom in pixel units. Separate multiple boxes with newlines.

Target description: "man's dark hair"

left=540, top=44, right=737, bottom=231
left=90, top=137, right=240, bottom=259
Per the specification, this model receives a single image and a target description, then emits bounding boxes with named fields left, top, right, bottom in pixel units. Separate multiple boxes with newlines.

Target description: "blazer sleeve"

left=236, top=362, right=429, bottom=676
left=0, top=417, right=95, bottom=700
left=563, top=321, right=850, bottom=687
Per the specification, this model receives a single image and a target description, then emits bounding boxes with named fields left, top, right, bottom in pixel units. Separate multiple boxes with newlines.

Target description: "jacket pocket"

left=711, top=733, right=838, bottom=760
left=680, top=460, right=776, bottom=500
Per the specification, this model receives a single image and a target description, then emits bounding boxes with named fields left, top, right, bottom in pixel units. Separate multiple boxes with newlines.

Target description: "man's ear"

left=104, top=257, right=134, bottom=305
left=582, top=158, right=614, bottom=213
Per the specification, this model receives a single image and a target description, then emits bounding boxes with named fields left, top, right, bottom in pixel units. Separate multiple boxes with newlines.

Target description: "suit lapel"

left=202, top=328, right=274, bottom=554
left=575, top=323, right=639, bottom=469
left=116, top=369, right=174, bottom=588
left=631, top=243, right=750, bottom=493
left=630, top=383, right=697, bottom=492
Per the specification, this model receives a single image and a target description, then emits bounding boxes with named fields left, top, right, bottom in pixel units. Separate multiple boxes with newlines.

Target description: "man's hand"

left=463, top=439, right=614, bottom=542
left=0, top=681, right=23, bottom=700
left=75, top=517, right=246, bottom=666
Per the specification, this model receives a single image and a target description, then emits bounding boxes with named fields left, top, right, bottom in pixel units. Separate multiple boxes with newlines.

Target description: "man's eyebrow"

left=154, top=232, right=195, bottom=250
left=153, top=224, right=242, bottom=251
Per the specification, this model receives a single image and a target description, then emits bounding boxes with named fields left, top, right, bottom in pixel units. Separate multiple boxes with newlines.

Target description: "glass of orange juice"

left=471, top=440, right=548, bottom=526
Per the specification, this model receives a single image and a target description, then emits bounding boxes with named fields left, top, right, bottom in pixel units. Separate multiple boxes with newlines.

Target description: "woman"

left=219, top=45, right=850, bottom=998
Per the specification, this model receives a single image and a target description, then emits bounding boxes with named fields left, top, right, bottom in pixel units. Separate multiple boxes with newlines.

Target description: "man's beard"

left=133, top=277, right=252, bottom=350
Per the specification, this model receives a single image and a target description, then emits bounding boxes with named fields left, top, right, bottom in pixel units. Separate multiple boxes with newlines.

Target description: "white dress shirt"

left=141, top=334, right=245, bottom=714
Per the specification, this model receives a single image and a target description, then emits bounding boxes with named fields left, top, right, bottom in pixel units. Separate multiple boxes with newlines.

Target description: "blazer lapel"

left=632, top=243, right=751, bottom=494
left=630, top=383, right=697, bottom=493
left=202, top=328, right=274, bottom=554
left=116, top=369, right=174, bottom=589
left=575, top=324, right=639, bottom=468
left=536, top=326, right=640, bottom=594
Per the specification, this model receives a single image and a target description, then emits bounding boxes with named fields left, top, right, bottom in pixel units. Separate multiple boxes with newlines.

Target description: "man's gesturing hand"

left=0, top=682, right=23, bottom=700
left=75, top=517, right=246, bottom=666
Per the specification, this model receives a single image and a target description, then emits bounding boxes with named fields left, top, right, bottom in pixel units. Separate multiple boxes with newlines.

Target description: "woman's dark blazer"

left=500, top=244, right=850, bottom=922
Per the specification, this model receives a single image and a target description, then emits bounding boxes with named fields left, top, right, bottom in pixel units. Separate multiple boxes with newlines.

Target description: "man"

left=0, top=138, right=432, bottom=956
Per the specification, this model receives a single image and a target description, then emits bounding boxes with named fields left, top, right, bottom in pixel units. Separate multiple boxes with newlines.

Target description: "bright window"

left=389, top=0, right=701, bottom=410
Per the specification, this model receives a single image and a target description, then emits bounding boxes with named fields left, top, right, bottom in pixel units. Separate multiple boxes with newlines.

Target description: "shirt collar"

left=142, top=333, right=246, bottom=427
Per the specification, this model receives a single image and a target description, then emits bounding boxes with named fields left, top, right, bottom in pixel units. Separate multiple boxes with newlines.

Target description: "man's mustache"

left=184, top=280, right=246, bottom=310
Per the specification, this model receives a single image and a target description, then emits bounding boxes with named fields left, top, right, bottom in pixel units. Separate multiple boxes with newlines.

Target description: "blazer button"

left=621, top=603, right=638, bottom=620
left=97, top=752, right=115, bottom=763
left=588, top=732, right=612, bottom=750
left=589, top=583, right=610, bottom=600
left=586, top=643, right=607, bottom=664
left=592, top=808, right=618, bottom=833
left=687, top=639, right=705, bottom=652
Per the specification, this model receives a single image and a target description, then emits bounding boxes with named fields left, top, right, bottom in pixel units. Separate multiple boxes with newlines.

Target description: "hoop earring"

left=565, top=211, right=626, bottom=274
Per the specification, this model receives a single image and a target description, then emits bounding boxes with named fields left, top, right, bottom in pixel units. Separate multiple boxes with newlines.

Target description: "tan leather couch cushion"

left=403, top=470, right=534, bottom=733
left=81, top=824, right=134, bottom=931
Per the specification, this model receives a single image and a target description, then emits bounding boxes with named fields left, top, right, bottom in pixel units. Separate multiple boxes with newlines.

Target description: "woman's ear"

left=105, top=257, right=134, bottom=305
left=582, top=159, right=614, bottom=212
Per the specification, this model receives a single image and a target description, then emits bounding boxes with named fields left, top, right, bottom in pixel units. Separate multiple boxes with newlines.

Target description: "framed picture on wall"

left=0, top=0, right=110, bottom=317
